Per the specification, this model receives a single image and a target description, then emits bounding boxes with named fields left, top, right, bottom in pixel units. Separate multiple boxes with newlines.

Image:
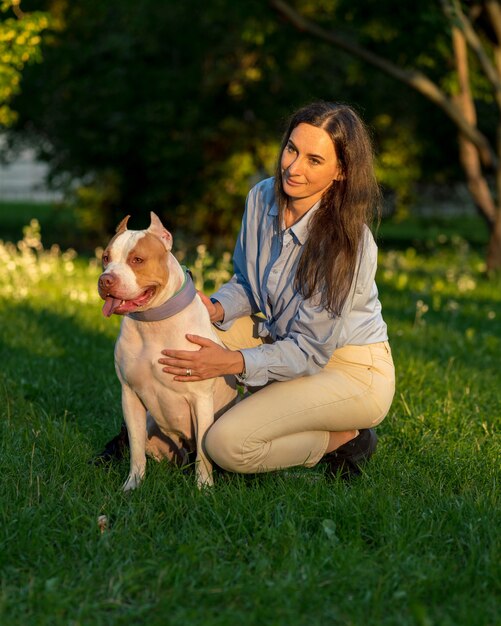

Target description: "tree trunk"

left=270, top=0, right=501, bottom=271
left=453, top=24, right=501, bottom=270
left=269, top=0, right=497, bottom=166
left=486, top=210, right=501, bottom=270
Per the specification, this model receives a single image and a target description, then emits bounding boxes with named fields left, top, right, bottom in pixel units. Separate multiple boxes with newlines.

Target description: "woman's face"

left=281, top=122, right=341, bottom=209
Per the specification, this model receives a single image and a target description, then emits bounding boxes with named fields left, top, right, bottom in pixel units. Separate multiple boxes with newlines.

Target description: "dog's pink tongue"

left=102, top=296, right=122, bottom=317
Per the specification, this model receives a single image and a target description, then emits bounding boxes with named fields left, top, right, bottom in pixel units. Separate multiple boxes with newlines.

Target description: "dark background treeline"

left=2, top=0, right=496, bottom=252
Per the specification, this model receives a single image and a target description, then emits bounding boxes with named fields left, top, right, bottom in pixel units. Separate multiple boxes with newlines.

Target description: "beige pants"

left=204, top=316, right=395, bottom=473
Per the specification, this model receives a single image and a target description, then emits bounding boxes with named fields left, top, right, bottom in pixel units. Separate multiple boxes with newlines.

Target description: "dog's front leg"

left=121, top=383, right=147, bottom=492
left=193, top=394, right=215, bottom=489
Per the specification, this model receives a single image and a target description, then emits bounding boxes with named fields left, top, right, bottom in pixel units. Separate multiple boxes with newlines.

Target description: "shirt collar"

left=268, top=201, right=279, bottom=217
left=270, top=198, right=321, bottom=245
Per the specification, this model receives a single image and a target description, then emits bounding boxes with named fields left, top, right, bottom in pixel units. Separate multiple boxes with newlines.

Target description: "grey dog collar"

left=127, top=267, right=196, bottom=322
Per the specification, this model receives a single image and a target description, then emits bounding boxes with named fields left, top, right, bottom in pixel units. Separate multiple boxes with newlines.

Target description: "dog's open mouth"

left=102, top=287, right=156, bottom=317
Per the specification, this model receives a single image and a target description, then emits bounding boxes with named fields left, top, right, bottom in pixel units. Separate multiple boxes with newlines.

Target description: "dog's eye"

left=132, top=257, right=144, bottom=264
left=102, top=254, right=109, bottom=264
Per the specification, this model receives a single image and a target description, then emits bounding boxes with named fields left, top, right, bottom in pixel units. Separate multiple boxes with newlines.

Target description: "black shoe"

left=92, top=422, right=129, bottom=465
left=321, top=428, right=378, bottom=479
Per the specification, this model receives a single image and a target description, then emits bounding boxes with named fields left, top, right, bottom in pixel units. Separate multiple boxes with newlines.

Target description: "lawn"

left=0, top=201, right=54, bottom=242
left=0, top=220, right=499, bottom=626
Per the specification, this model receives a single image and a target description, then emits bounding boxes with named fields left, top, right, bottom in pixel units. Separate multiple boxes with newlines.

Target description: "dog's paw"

left=196, top=476, right=214, bottom=490
left=195, top=463, right=214, bottom=490
left=122, top=472, right=144, bottom=492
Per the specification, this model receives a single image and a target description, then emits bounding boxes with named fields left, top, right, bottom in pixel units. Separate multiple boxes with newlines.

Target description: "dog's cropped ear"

left=148, top=212, right=173, bottom=251
left=116, top=215, right=130, bottom=234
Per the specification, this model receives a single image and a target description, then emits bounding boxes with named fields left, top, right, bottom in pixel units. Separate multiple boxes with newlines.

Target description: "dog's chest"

left=114, top=315, right=216, bottom=422
left=116, top=339, right=161, bottom=389
left=114, top=333, right=194, bottom=433
left=115, top=322, right=181, bottom=393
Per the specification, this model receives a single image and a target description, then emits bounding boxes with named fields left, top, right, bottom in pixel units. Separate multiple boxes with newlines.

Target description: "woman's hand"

left=159, top=334, right=244, bottom=382
left=198, top=292, right=225, bottom=323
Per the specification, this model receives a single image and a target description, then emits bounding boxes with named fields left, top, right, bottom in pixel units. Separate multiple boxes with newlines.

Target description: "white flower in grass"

left=414, top=299, right=429, bottom=327
left=40, top=262, right=52, bottom=275
left=62, top=249, right=77, bottom=261
left=445, top=269, right=456, bottom=283
left=457, top=275, right=476, bottom=292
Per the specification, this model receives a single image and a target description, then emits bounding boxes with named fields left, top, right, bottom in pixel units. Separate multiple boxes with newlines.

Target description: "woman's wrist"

left=237, top=351, right=247, bottom=379
left=232, top=350, right=246, bottom=377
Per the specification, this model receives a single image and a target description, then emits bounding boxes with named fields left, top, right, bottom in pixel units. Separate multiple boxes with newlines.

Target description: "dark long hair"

left=274, top=102, right=381, bottom=316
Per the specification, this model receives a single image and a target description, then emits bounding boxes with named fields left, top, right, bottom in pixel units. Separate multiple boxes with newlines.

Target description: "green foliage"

left=0, top=0, right=50, bottom=126
left=373, top=115, right=423, bottom=219
left=5, top=0, right=469, bottom=245
left=0, top=223, right=499, bottom=625
left=8, top=0, right=337, bottom=244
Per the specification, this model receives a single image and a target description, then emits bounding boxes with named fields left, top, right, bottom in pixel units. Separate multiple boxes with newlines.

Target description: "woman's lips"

left=284, top=177, right=304, bottom=187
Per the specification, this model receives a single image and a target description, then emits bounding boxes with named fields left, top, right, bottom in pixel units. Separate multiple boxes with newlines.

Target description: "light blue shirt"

left=212, top=177, right=388, bottom=387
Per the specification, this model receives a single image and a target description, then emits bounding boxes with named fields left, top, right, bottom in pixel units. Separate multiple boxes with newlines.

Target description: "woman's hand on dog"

left=159, top=335, right=245, bottom=381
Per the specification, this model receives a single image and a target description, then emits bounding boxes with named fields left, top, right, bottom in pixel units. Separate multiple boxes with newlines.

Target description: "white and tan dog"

left=98, top=212, right=237, bottom=490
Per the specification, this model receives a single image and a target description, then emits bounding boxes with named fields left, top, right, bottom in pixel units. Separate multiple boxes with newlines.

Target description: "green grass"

left=0, top=201, right=86, bottom=253
left=378, top=214, right=490, bottom=249
left=0, top=201, right=54, bottom=241
left=0, top=225, right=499, bottom=626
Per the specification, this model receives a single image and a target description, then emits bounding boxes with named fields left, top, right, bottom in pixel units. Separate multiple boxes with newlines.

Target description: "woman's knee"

left=204, top=419, right=258, bottom=473
left=204, top=419, right=241, bottom=472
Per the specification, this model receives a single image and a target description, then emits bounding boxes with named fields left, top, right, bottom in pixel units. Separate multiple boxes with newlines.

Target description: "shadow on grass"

left=0, top=302, right=121, bottom=448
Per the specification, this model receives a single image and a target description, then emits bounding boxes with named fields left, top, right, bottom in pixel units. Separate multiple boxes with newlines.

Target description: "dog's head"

left=97, top=212, right=174, bottom=317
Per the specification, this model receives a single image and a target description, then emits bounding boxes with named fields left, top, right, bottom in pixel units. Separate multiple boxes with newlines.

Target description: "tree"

left=8, top=0, right=450, bottom=250
left=270, top=0, right=501, bottom=271
left=0, top=0, right=50, bottom=127
left=6, top=0, right=352, bottom=249
left=8, top=0, right=489, bottom=254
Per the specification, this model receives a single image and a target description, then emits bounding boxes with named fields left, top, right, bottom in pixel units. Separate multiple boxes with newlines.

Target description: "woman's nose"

left=287, top=156, right=302, bottom=175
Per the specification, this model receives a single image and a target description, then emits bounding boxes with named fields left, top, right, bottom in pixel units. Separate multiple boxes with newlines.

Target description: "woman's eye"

left=310, top=158, right=321, bottom=165
left=286, top=144, right=296, bottom=153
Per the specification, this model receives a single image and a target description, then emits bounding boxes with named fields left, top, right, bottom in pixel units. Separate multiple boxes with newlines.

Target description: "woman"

left=157, top=101, right=395, bottom=478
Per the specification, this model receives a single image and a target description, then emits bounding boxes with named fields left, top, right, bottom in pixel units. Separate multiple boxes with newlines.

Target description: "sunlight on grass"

left=0, top=219, right=233, bottom=304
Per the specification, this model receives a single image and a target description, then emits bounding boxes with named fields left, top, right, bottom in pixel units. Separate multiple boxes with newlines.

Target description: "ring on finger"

left=186, top=368, right=192, bottom=376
